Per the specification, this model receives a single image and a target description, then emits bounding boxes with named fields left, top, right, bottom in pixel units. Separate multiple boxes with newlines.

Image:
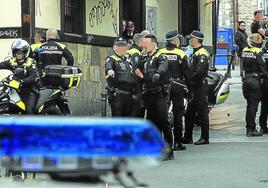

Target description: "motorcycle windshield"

left=0, top=69, right=13, bottom=82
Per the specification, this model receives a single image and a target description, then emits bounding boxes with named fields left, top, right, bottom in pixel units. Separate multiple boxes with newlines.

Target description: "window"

left=63, top=0, right=84, bottom=35
left=121, top=0, right=145, bottom=34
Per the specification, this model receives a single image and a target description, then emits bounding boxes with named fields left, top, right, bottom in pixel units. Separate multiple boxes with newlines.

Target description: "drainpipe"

left=233, top=0, right=238, bottom=32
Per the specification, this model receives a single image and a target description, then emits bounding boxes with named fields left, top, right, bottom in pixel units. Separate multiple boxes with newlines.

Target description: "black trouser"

left=132, top=92, right=146, bottom=118
left=259, top=82, right=268, bottom=129
left=143, top=91, right=173, bottom=148
left=21, top=91, right=38, bottom=114
left=242, top=76, right=262, bottom=131
left=170, top=83, right=184, bottom=144
left=184, top=84, right=209, bottom=140
left=108, top=92, right=134, bottom=117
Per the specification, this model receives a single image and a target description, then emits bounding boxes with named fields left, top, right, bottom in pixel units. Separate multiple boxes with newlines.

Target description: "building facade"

left=218, top=0, right=264, bottom=33
left=0, top=0, right=214, bottom=115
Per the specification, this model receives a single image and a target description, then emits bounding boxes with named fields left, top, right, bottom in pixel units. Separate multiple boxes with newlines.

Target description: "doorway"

left=178, top=0, right=199, bottom=36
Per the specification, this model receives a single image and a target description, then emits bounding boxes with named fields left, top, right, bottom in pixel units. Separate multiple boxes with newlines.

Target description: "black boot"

left=246, top=129, right=263, bottom=137
left=174, top=142, right=186, bottom=151
left=182, top=137, right=193, bottom=144
left=260, top=127, right=268, bottom=134
left=194, top=138, right=209, bottom=145
left=162, top=149, right=175, bottom=161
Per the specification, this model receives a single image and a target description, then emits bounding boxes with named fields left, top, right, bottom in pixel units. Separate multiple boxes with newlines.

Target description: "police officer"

left=183, top=31, right=210, bottom=145
left=105, top=38, right=136, bottom=117
left=35, top=28, right=74, bottom=74
left=31, top=29, right=46, bottom=55
left=126, top=33, right=146, bottom=117
left=159, top=30, right=191, bottom=151
left=259, top=40, right=268, bottom=134
left=142, top=34, right=174, bottom=160
left=242, top=33, right=267, bottom=136
left=0, top=39, right=38, bottom=114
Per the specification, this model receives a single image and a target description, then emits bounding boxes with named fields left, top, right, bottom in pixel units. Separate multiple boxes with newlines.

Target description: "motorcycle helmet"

left=11, top=39, right=30, bottom=59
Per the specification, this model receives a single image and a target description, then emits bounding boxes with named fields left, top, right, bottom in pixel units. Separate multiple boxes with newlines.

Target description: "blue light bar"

left=0, top=117, right=166, bottom=158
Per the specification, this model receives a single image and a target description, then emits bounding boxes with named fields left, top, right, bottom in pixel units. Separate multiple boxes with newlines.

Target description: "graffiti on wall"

left=146, top=6, right=157, bottom=36
left=88, top=0, right=118, bottom=36
left=0, top=28, right=21, bottom=38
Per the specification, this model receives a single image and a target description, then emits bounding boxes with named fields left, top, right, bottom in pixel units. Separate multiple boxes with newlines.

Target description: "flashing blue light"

left=0, top=117, right=166, bottom=158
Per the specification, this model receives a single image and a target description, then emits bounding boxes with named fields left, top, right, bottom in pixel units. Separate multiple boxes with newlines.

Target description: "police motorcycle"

left=0, top=65, right=81, bottom=115
left=168, top=59, right=231, bottom=125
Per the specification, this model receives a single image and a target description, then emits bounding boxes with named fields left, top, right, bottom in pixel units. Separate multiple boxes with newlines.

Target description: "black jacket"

left=0, top=57, right=38, bottom=92
left=242, top=46, right=266, bottom=75
left=35, top=40, right=74, bottom=70
left=189, top=46, right=209, bottom=86
left=143, top=49, right=169, bottom=89
left=105, top=53, right=136, bottom=91
left=160, top=43, right=191, bottom=85
left=234, top=28, right=248, bottom=57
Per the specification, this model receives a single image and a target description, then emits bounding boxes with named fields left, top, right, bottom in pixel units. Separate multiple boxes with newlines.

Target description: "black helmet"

left=11, top=39, right=30, bottom=59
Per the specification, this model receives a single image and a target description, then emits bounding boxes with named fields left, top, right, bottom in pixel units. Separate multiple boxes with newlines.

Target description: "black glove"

left=152, top=73, right=160, bottom=83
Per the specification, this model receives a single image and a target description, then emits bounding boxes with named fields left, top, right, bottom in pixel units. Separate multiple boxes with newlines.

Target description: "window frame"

left=60, top=0, right=119, bottom=47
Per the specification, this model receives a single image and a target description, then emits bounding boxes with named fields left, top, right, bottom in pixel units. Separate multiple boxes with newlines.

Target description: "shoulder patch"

left=106, top=57, right=111, bottom=63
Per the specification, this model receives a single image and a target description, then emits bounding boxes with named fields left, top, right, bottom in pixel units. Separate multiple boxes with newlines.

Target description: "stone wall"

left=218, top=0, right=259, bottom=35
left=218, top=0, right=234, bottom=28
left=63, top=42, right=113, bottom=116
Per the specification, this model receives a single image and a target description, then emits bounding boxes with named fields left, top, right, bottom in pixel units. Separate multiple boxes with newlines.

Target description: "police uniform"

left=0, top=57, right=38, bottom=114
left=126, top=44, right=145, bottom=117
left=159, top=30, right=191, bottom=150
left=105, top=38, right=137, bottom=117
left=183, top=31, right=210, bottom=145
left=142, top=35, right=174, bottom=160
left=259, top=48, right=268, bottom=134
left=34, top=40, right=74, bottom=73
left=242, top=45, right=266, bottom=136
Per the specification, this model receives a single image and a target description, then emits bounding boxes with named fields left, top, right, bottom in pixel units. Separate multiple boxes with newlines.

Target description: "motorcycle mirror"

left=14, top=67, right=25, bottom=79
left=209, top=67, right=217, bottom=72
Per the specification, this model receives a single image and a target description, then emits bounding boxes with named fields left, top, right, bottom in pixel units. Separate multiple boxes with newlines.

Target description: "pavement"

left=2, top=66, right=268, bottom=188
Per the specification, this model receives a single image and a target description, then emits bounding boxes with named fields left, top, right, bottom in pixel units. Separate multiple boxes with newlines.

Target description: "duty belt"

left=114, top=88, right=133, bottom=95
left=170, top=78, right=186, bottom=87
left=245, top=72, right=260, bottom=78
left=144, top=86, right=162, bottom=94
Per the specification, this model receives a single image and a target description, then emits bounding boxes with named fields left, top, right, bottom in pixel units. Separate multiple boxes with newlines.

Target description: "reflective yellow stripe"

left=159, top=48, right=186, bottom=59
left=31, top=42, right=42, bottom=52
left=219, top=93, right=229, bottom=100
left=16, top=101, right=26, bottom=111
left=243, top=47, right=262, bottom=53
left=68, top=76, right=74, bottom=88
left=110, top=55, right=121, bottom=62
left=9, top=80, right=20, bottom=89
left=52, top=89, right=61, bottom=97
left=10, top=58, right=18, bottom=67
left=194, top=48, right=209, bottom=57
left=127, top=48, right=141, bottom=56
left=9, top=58, right=34, bottom=68
left=76, top=75, right=81, bottom=87
left=24, top=58, right=34, bottom=67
